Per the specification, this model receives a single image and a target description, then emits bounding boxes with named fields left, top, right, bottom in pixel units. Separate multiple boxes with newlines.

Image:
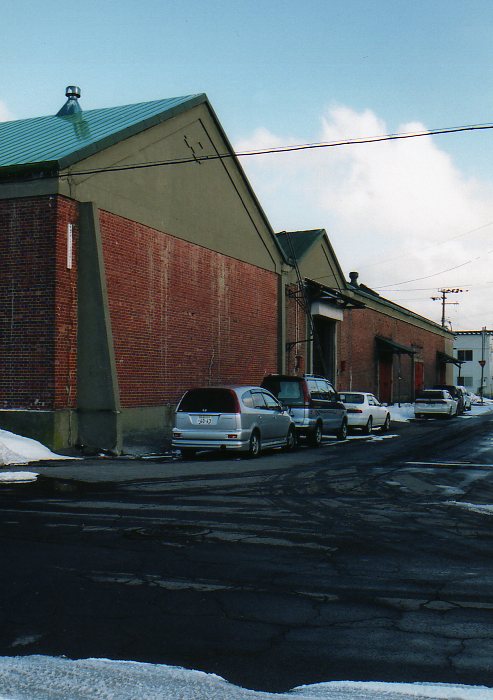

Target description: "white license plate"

left=197, top=416, right=213, bottom=425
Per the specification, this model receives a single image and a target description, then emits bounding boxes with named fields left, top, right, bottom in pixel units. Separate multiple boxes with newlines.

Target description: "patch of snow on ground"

left=0, top=656, right=493, bottom=700
left=0, top=429, right=66, bottom=467
left=0, top=471, right=38, bottom=483
left=446, top=501, right=493, bottom=516
left=388, top=404, right=415, bottom=422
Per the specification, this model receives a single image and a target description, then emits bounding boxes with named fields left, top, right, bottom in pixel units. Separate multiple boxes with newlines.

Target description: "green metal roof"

left=0, top=94, right=206, bottom=173
left=276, top=229, right=325, bottom=262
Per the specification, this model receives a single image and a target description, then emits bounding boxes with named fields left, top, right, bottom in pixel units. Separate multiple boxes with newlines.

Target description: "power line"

left=374, top=261, right=474, bottom=288
left=62, top=120, right=493, bottom=179
left=375, top=248, right=493, bottom=288
left=357, top=220, right=493, bottom=271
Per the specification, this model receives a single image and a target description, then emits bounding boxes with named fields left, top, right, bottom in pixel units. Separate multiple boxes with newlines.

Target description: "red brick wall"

left=98, top=211, right=279, bottom=407
left=0, top=195, right=78, bottom=410
left=54, top=198, right=78, bottom=409
left=338, top=306, right=448, bottom=400
left=0, top=196, right=56, bottom=409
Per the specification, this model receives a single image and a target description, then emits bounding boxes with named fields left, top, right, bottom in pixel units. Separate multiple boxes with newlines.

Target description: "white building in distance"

left=453, top=329, right=493, bottom=398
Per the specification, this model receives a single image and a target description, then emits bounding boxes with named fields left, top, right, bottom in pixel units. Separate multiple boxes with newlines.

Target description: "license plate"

left=197, top=416, right=213, bottom=425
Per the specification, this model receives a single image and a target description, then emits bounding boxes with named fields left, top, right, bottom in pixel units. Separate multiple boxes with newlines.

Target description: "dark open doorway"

left=313, top=316, right=336, bottom=382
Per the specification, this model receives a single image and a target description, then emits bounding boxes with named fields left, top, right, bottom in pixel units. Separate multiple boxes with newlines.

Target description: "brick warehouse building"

left=275, top=231, right=455, bottom=403
left=340, top=272, right=455, bottom=403
left=0, top=88, right=288, bottom=452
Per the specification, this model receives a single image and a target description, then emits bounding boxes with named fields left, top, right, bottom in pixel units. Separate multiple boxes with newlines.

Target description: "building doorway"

left=313, top=316, right=336, bottom=382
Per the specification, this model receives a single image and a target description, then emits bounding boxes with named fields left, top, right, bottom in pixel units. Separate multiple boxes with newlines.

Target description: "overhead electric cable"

left=62, top=120, right=493, bottom=178
left=376, top=248, right=493, bottom=288
left=356, top=220, right=493, bottom=271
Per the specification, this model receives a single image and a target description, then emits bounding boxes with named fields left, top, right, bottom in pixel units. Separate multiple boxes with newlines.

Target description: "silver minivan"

left=172, top=386, right=296, bottom=459
left=261, top=374, right=348, bottom=445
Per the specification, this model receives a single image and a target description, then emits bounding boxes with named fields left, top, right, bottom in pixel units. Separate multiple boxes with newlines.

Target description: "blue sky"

left=3, top=0, right=493, bottom=329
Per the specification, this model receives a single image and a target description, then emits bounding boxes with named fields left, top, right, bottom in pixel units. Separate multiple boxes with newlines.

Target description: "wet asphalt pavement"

left=1, top=412, right=493, bottom=692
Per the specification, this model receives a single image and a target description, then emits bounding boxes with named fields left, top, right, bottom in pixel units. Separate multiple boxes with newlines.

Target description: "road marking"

left=406, top=461, right=493, bottom=468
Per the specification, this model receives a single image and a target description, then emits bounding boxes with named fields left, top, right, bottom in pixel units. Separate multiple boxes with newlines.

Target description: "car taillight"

left=173, top=432, right=181, bottom=438
left=227, top=434, right=238, bottom=439
left=346, top=408, right=363, bottom=413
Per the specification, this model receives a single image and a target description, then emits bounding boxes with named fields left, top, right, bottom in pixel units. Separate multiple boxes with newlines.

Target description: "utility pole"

left=479, top=326, right=486, bottom=405
left=431, top=288, right=467, bottom=328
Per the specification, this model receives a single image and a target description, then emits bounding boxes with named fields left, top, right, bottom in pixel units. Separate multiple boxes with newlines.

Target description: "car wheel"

left=381, top=414, right=391, bottom=432
left=308, top=422, right=323, bottom=447
left=336, top=419, right=347, bottom=441
left=181, top=448, right=196, bottom=459
left=364, top=416, right=373, bottom=434
left=246, top=430, right=261, bottom=458
left=284, top=426, right=297, bottom=451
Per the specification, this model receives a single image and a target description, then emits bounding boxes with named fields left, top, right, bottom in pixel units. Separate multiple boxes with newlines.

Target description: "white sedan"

left=414, top=389, right=458, bottom=419
left=338, top=391, right=391, bottom=433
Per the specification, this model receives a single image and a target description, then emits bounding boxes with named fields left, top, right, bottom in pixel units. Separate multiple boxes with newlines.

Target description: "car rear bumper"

left=346, top=415, right=367, bottom=427
left=414, top=407, right=451, bottom=416
left=172, top=438, right=249, bottom=451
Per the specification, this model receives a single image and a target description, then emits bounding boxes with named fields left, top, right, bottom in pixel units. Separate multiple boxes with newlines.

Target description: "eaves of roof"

left=276, top=229, right=324, bottom=261
left=348, top=285, right=454, bottom=336
left=0, top=90, right=287, bottom=269
left=276, top=229, right=347, bottom=289
left=0, top=94, right=207, bottom=176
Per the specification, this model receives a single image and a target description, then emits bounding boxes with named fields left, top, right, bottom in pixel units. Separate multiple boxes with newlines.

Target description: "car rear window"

left=417, top=390, right=445, bottom=400
left=178, top=388, right=237, bottom=413
left=262, top=378, right=304, bottom=406
left=339, top=393, right=364, bottom=404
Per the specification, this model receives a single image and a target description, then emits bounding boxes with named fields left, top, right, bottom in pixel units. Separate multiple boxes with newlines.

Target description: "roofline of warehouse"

left=0, top=92, right=289, bottom=265
left=346, top=285, right=454, bottom=337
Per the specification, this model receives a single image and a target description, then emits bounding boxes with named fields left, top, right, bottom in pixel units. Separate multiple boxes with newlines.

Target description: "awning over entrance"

left=305, top=279, right=366, bottom=310
left=375, top=336, right=416, bottom=356
left=437, top=351, right=464, bottom=368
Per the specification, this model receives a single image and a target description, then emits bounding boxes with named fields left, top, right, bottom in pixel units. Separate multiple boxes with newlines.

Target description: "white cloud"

left=0, top=99, right=14, bottom=122
left=235, top=107, right=493, bottom=330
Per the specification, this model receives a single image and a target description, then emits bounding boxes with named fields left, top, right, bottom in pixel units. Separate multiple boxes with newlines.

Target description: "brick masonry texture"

left=98, top=210, right=279, bottom=407
left=0, top=195, right=78, bottom=410
left=338, top=306, right=448, bottom=400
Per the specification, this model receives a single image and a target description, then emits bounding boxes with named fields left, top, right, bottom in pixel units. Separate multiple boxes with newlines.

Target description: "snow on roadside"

left=0, top=656, right=493, bottom=700
left=388, top=404, right=415, bottom=422
left=0, top=429, right=66, bottom=467
left=0, top=471, right=38, bottom=483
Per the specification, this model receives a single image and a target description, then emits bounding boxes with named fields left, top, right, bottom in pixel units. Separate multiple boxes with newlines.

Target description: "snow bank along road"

left=1, top=411, right=493, bottom=693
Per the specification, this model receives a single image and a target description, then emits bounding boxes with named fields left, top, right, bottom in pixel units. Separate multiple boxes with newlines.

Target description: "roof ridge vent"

left=57, top=86, right=82, bottom=117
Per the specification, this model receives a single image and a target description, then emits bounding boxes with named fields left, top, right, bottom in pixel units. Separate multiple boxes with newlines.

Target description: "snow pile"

left=0, top=656, right=492, bottom=700
left=0, top=429, right=65, bottom=466
left=388, top=404, right=415, bottom=422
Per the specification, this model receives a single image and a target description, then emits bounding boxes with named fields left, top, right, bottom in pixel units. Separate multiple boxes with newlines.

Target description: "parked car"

left=414, top=389, right=458, bottom=419
left=432, top=384, right=464, bottom=414
left=172, top=386, right=296, bottom=459
left=456, top=385, right=472, bottom=411
left=338, top=391, right=391, bottom=433
left=260, top=374, right=348, bottom=445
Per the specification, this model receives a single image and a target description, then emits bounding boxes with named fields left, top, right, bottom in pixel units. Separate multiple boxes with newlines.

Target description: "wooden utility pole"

left=431, top=288, right=466, bottom=328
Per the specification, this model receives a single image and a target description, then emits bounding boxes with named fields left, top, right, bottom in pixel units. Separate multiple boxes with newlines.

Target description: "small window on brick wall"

left=458, top=349, right=473, bottom=361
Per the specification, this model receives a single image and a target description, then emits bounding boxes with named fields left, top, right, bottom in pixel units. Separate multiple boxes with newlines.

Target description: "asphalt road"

left=1, top=412, right=493, bottom=692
